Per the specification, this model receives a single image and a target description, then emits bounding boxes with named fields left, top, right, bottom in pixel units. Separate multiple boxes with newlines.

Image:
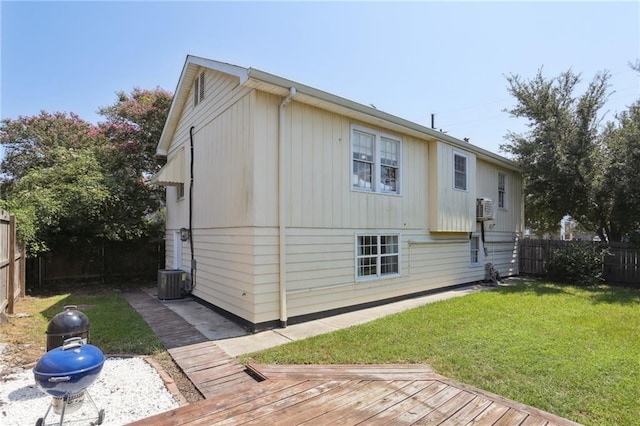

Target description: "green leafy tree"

left=501, top=69, right=613, bottom=239
left=0, top=112, right=110, bottom=254
left=597, top=100, right=640, bottom=242
left=0, top=88, right=172, bottom=255
left=97, top=87, right=172, bottom=242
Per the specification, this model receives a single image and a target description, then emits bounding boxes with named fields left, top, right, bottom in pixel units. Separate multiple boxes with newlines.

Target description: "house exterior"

left=152, top=55, right=524, bottom=331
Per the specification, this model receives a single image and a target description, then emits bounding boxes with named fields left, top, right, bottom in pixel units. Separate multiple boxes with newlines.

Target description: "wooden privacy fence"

left=519, top=239, right=640, bottom=285
left=26, top=240, right=165, bottom=287
left=0, top=209, right=26, bottom=315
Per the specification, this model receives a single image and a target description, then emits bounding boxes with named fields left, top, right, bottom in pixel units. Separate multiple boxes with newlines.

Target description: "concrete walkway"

left=158, top=282, right=496, bottom=357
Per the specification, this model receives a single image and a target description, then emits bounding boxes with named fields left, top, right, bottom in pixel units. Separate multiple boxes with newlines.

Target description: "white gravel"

left=0, top=357, right=180, bottom=425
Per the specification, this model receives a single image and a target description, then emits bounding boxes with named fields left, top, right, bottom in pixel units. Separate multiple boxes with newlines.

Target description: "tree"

left=0, top=87, right=173, bottom=255
left=501, top=69, right=615, bottom=240
left=0, top=112, right=110, bottom=254
left=597, top=99, right=640, bottom=242
left=96, top=87, right=172, bottom=242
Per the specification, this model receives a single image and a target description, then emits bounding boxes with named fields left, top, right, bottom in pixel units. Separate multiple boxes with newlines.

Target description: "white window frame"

left=355, top=234, right=400, bottom=281
left=454, top=152, right=468, bottom=191
left=498, top=172, right=507, bottom=209
left=470, top=235, right=481, bottom=265
left=351, top=125, right=401, bottom=195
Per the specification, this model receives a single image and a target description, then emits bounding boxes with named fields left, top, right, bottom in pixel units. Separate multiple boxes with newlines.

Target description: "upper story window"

left=177, top=183, right=185, bottom=200
left=454, top=153, right=467, bottom=190
left=193, top=72, right=205, bottom=107
left=498, top=172, right=507, bottom=209
left=351, top=125, right=401, bottom=194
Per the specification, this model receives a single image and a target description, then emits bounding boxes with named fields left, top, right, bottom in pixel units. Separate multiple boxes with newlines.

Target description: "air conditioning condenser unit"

left=157, top=269, right=186, bottom=300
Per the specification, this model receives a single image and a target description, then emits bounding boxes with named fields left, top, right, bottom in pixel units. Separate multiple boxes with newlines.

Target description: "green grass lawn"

left=242, top=282, right=640, bottom=426
left=22, top=292, right=164, bottom=356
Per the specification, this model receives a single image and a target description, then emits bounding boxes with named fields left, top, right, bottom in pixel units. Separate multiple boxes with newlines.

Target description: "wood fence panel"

left=519, top=239, right=640, bottom=286
left=26, top=240, right=165, bottom=287
left=0, top=210, right=24, bottom=315
left=0, top=210, right=9, bottom=314
left=604, top=247, right=640, bottom=284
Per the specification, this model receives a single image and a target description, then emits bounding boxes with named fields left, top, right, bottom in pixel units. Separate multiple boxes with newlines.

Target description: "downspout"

left=278, top=87, right=297, bottom=328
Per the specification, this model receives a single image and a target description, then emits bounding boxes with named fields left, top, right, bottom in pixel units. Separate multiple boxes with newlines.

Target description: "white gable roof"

left=157, top=55, right=519, bottom=171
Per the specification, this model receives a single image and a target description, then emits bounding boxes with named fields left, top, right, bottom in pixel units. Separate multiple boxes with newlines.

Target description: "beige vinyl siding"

left=189, top=227, right=280, bottom=324
left=285, top=232, right=487, bottom=318
left=481, top=234, right=519, bottom=277
left=476, top=159, right=524, bottom=234
left=428, top=141, right=476, bottom=233
left=162, top=68, right=259, bottom=317
left=252, top=92, right=429, bottom=230
left=165, top=68, right=253, bottom=232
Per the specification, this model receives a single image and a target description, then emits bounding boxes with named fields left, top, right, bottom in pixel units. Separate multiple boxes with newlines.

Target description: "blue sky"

left=2, top=1, right=639, bottom=156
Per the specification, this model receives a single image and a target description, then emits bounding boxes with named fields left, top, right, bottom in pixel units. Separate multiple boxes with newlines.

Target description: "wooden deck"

left=123, top=291, right=258, bottom=398
left=129, top=364, right=581, bottom=426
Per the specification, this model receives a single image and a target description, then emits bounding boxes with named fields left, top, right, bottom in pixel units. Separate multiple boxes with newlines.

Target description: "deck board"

left=128, top=364, right=582, bottom=425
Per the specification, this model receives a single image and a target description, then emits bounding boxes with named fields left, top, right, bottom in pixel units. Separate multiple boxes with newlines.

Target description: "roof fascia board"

left=246, top=68, right=519, bottom=171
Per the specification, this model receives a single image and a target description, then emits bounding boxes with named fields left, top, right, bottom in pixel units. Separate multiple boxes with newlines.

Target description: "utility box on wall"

left=157, top=269, right=186, bottom=300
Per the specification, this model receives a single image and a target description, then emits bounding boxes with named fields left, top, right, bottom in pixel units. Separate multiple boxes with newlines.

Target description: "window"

left=454, top=153, right=467, bottom=190
left=352, top=126, right=401, bottom=194
left=193, top=72, right=205, bottom=106
left=498, top=172, right=507, bottom=209
left=177, top=183, right=185, bottom=200
left=356, top=234, right=399, bottom=279
left=470, top=236, right=480, bottom=264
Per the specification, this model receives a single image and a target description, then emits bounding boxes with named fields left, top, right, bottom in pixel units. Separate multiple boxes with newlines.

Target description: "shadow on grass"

left=41, top=294, right=87, bottom=323
left=583, top=285, right=640, bottom=306
left=494, top=280, right=572, bottom=297
left=497, top=278, right=640, bottom=306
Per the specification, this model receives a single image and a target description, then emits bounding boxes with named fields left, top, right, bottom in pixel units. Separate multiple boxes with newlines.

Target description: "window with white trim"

left=454, top=153, right=467, bottom=190
left=193, top=72, right=205, bottom=107
left=498, top=172, right=507, bottom=209
left=356, top=234, right=399, bottom=279
left=177, top=183, right=185, bottom=200
left=352, top=126, right=401, bottom=194
left=470, top=236, right=480, bottom=264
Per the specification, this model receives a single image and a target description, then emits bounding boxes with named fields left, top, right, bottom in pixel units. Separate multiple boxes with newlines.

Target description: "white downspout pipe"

left=278, top=87, right=296, bottom=328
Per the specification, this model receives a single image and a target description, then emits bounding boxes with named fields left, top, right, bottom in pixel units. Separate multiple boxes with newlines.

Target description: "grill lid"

left=34, top=338, right=105, bottom=376
left=46, top=305, right=90, bottom=335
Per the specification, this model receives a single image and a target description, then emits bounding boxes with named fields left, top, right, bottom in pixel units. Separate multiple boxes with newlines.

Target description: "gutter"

left=278, top=87, right=297, bottom=328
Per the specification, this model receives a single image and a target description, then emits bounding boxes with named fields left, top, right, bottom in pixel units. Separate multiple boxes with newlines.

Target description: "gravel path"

left=1, top=357, right=180, bottom=425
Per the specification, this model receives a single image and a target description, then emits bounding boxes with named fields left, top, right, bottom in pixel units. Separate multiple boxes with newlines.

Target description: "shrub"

left=545, top=242, right=609, bottom=285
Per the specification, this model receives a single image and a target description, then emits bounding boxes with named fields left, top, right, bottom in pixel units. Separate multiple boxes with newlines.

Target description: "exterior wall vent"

left=476, top=197, right=495, bottom=221
left=157, top=269, right=186, bottom=300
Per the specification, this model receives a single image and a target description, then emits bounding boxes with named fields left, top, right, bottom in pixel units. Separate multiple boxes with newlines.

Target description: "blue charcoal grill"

left=33, top=337, right=105, bottom=426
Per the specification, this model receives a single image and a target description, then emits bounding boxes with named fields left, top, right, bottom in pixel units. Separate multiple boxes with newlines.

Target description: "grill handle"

left=62, top=337, right=84, bottom=351
left=48, top=376, right=71, bottom=383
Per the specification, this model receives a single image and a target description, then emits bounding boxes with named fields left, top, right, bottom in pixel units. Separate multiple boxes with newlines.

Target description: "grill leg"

left=58, top=395, right=68, bottom=426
